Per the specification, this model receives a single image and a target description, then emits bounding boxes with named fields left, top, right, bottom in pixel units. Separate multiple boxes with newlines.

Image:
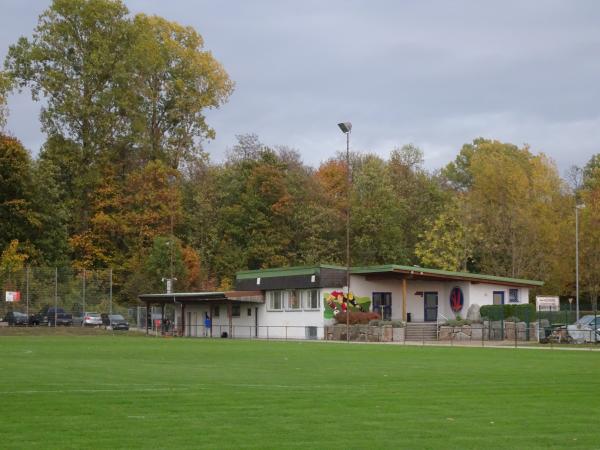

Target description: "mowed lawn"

left=1, top=335, right=599, bottom=449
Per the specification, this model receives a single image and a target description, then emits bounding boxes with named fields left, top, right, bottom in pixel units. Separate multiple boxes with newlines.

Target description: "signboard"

left=536, top=296, right=559, bottom=311
left=5, top=291, right=21, bottom=302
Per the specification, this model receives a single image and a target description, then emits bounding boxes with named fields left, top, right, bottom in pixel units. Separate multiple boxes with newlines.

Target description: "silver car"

left=82, top=312, right=103, bottom=327
left=567, top=315, right=600, bottom=343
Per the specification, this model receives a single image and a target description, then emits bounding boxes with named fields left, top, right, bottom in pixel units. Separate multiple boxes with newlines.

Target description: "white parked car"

left=567, top=315, right=600, bottom=343
left=82, top=312, right=103, bottom=327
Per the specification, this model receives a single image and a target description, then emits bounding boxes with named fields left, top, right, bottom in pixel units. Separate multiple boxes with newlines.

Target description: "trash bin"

left=407, top=313, right=412, bottom=322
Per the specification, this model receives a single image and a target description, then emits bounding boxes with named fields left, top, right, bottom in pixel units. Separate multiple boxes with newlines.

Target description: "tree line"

left=1, top=0, right=598, bottom=307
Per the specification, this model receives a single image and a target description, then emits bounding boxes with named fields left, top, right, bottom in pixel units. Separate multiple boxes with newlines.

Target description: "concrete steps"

left=405, top=322, right=438, bottom=341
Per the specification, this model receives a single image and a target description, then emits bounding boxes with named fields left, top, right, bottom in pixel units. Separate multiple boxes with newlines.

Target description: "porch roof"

left=350, top=265, right=544, bottom=288
left=138, top=291, right=264, bottom=304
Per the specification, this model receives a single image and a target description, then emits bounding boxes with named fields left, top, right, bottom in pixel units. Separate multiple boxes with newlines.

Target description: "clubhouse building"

left=139, top=264, right=543, bottom=340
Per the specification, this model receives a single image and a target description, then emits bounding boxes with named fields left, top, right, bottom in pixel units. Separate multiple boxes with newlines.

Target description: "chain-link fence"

left=0, top=268, right=139, bottom=328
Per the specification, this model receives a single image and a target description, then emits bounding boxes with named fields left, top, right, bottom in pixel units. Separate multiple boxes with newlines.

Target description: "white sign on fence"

left=536, top=296, right=559, bottom=310
left=5, top=291, right=21, bottom=302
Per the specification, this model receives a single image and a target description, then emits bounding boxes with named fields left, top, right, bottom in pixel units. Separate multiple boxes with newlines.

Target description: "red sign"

left=5, top=291, right=20, bottom=302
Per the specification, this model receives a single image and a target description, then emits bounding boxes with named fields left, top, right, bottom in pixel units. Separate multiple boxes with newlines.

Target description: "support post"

left=227, top=302, right=233, bottom=337
left=402, top=278, right=407, bottom=322
left=181, top=303, right=186, bottom=337
left=145, top=301, right=150, bottom=335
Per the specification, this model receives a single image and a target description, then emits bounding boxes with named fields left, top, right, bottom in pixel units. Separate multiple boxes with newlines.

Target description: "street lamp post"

left=575, top=203, right=585, bottom=321
left=338, top=122, right=352, bottom=342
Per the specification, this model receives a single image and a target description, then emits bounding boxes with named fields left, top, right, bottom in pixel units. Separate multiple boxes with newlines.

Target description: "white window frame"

left=267, top=291, right=283, bottom=311
left=286, top=290, right=302, bottom=311
left=302, top=289, right=320, bottom=310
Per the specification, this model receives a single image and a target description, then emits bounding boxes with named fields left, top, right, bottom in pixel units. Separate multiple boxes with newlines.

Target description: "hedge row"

left=480, top=304, right=536, bottom=322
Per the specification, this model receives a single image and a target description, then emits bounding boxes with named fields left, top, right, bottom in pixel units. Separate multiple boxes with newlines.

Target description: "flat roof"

left=236, top=264, right=346, bottom=280
left=350, top=264, right=544, bottom=287
left=139, top=291, right=264, bottom=303
left=234, top=263, right=543, bottom=287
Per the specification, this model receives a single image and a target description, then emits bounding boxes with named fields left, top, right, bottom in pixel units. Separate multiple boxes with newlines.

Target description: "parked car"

left=107, top=314, right=129, bottom=331
left=82, top=312, right=103, bottom=327
left=567, top=315, right=600, bottom=343
left=29, top=307, right=73, bottom=326
left=3, top=311, right=29, bottom=326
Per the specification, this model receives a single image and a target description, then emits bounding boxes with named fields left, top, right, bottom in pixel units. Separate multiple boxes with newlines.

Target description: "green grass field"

left=1, top=333, right=599, bottom=449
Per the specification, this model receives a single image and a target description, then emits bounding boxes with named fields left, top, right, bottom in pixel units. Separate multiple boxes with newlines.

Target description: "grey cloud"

left=2, top=0, right=599, bottom=173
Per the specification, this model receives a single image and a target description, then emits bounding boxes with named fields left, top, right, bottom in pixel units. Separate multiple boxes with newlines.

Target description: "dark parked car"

left=29, top=307, right=73, bottom=326
left=108, top=314, right=129, bottom=331
left=3, top=311, right=29, bottom=326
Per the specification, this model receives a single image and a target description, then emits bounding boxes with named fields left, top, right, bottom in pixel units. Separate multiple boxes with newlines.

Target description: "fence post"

left=26, top=266, right=30, bottom=321
left=482, top=322, right=484, bottom=348
left=109, top=268, right=113, bottom=315
left=54, top=267, right=58, bottom=327
left=82, top=269, right=86, bottom=317
left=285, top=325, right=288, bottom=341
left=500, top=307, right=504, bottom=341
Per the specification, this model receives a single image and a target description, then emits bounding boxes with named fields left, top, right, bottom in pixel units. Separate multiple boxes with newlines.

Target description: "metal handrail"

left=436, top=313, right=449, bottom=340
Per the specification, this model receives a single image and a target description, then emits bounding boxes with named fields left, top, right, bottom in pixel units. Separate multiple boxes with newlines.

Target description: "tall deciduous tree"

left=129, top=14, right=233, bottom=168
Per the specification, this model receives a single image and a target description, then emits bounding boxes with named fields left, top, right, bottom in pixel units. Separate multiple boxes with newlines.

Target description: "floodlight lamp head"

left=576, top=203, right=586, bottom=210
left=338, top=122, right=352, bottom=134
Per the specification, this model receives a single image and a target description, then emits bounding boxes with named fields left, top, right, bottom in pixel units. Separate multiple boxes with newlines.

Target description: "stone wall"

left=325, top=324, right=405, bottom=342
left=439, top=322, right=538, bottom=341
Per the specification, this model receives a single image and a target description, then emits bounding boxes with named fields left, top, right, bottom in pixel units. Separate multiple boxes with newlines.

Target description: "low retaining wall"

left=439, top=321, right=538, bottom=341
left=325, top=324, right=405, bottom=342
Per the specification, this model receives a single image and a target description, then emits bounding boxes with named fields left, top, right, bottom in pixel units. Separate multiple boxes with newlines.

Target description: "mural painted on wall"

left=450, top=287, right=464, bottom=313
left=323, top=291, right=371, bottom=319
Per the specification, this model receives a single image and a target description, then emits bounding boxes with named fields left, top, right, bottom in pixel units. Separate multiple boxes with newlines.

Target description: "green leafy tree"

left=415, top=198, right=480, bottom=271
left=129, top=14, right=233, bottom=167
left=350, top=154, right=407, bottom=265
left=0, top=134, right=37, bottom=251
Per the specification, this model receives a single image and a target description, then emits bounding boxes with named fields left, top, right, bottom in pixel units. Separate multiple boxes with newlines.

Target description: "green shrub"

left=480, top=304, right=536, bottom=322
left=445, top=318, right=472, bottom=326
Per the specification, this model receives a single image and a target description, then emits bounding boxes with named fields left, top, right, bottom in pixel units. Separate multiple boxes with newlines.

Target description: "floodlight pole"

left=338, top=122, right=352, bottom=343
left=575, top=204, right=585, bottom=321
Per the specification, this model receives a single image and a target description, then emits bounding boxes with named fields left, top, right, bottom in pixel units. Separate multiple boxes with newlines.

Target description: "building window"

left=232, top=303, right=240, bottom=317
left=247, top=308, right=252, bottom=316
left=509, top=289, right=519, bottom=303
left=287, top=290, right=301, bottom=310
left=213, top=306, right=220, bottom=317
left=267, top=291, right=283, bottom=311
left=303, top=289, right=320, bottom=310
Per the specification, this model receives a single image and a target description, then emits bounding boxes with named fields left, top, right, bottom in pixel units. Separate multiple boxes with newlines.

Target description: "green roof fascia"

left=236, top=264, right=346, bottom=280
left=350, top=264, right=544, bottom=287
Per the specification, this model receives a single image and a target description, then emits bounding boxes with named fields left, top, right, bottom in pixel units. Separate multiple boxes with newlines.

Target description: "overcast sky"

left=2, top=0, right=600, bottom=172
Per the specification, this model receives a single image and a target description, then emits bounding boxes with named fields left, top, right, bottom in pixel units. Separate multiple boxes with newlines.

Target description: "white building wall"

left=258, top=287, right=337, bottom=339
left=469, top=283, right=530, bottom=306
left=349, top=275, right=531, bottom=322
left=176, top=303, right=257, bottom=338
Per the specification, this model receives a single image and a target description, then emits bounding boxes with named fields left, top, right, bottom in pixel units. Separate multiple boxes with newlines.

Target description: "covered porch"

left=138, top=291, right=264, bottom=337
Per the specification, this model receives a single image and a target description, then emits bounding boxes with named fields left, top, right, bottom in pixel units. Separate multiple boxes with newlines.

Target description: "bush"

left=480, top=304, right=536, bottom=322
left=445, top=318, right=472, bottom=326
left=334, top=312, right=380, bottom=325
